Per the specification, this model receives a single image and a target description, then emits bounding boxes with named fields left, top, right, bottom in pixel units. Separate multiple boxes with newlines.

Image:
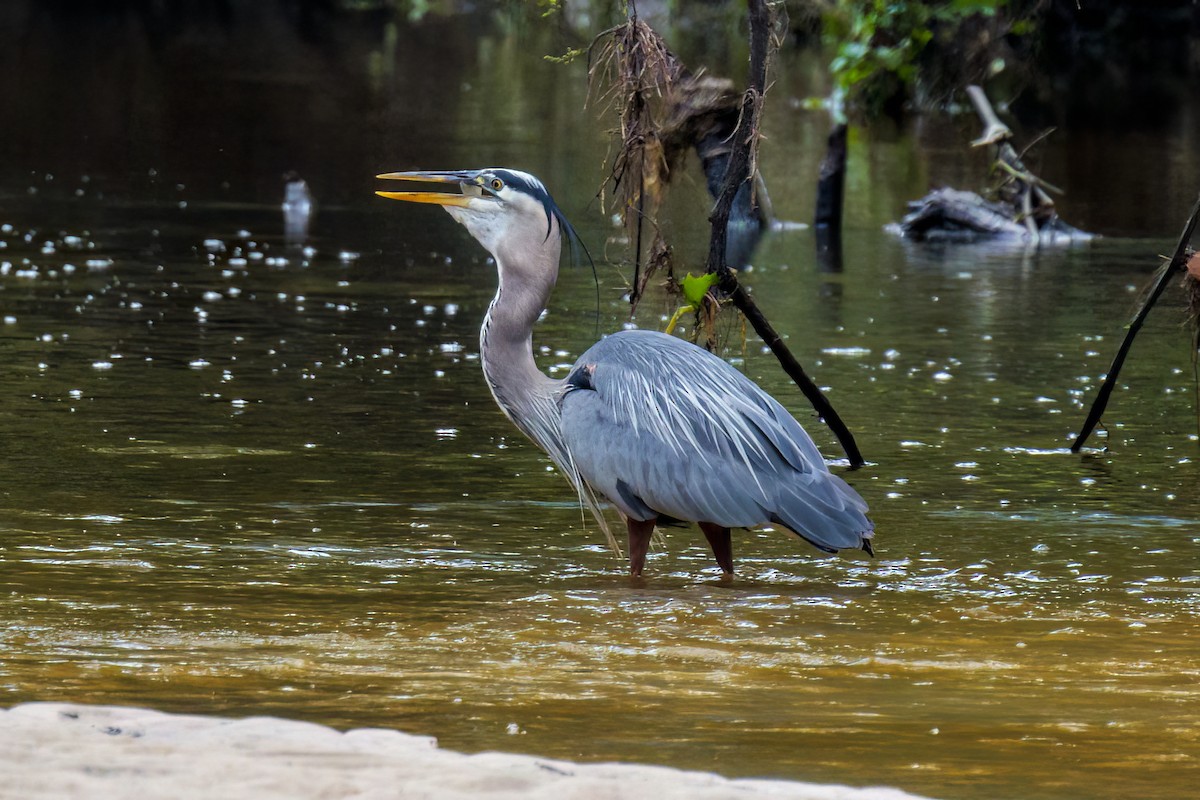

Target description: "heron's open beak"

left=375, top=171, right=478, bottom=206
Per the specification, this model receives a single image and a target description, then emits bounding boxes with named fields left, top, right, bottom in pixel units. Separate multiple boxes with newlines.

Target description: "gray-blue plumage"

left=376, top=166, right=874, bottom=575
left=560, top=330, right=871, bottom=554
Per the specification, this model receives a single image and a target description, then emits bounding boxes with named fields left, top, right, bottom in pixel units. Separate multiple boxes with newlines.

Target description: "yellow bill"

left=375, top=171, right=478, bottom=206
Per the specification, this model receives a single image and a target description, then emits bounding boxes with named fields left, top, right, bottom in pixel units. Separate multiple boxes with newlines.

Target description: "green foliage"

left=544, top=46, right=586, bottom=63
left=823, top=0, right=1005, bottom=113
left=680, top=272, right=718, bottom=307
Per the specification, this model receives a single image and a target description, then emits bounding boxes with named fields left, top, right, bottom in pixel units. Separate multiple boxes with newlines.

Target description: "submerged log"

left=895, top=187, right=1091, bottom=244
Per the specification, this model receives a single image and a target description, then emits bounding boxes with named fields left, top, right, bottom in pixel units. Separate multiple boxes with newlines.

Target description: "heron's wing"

left=559, top=330, right=872, bottom=554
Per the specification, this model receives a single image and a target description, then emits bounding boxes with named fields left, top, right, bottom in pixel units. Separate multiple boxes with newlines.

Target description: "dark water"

left=2, top=7, right=1198, bottom=800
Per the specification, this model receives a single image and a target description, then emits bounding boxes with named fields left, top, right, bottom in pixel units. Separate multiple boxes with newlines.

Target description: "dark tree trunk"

left=814, top=122, right=847, bottom=272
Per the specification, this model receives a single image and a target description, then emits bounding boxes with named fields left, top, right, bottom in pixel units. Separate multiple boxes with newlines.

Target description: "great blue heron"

left=377, top=168, right=874, bottom=576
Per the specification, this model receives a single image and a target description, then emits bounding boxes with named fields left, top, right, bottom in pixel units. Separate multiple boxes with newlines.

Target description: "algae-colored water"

left=1, top=9, right=1197, bottom=800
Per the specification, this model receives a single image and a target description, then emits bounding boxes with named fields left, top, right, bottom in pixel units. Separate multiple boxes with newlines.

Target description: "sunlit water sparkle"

left=2, top=20, right=1199, bottom=800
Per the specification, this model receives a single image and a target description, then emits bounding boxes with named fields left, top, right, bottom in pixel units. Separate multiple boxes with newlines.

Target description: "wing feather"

left=559, top=330, right=872, bottom=553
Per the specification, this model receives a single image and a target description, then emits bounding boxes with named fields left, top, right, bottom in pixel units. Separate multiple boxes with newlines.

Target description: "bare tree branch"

left=704, top=0, right=865, bottom=468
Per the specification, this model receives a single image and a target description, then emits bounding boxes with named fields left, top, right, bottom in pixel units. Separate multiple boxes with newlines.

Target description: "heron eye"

left=490, top=178, right=504, bottom=191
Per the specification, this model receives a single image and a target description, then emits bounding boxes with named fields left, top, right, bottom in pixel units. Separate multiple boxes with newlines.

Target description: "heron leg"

left=626, top=517, right=656, bottom=576
left=699, top=522, right=733, bottom=574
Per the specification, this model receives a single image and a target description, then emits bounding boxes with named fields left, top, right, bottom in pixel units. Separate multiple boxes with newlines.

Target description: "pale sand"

left=0, top=702, right=935, bottom=800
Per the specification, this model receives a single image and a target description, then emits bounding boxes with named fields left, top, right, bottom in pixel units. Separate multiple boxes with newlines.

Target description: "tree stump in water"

left=814, top=123, right=847, bottom=272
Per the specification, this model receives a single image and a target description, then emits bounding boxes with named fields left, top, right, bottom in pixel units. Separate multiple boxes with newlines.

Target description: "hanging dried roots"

left=588, top=18, right=682, bottom=230
left=660, top=74, right=742, bottom=169
left=587, top=17, right=685, bottom=312
left=1184, top=249, right=1200, bottom=352
left=641, top=234, right=673, bottom=303
left=589, top=18, right=758, bottom=314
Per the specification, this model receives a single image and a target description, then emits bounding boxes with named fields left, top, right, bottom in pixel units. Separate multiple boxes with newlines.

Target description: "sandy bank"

left=0, top=702, right=934, bottom=800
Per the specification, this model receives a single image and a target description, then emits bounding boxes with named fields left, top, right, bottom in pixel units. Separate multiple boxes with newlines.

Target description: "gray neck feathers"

left=473, top=205, right=616, bottom=551
left=479, top=216, right=566, bottom=461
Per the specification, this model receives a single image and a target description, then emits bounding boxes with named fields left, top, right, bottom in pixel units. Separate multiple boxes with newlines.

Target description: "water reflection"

left=2, top=7, right=1200, bottom=800
left=282, top=172, right=314, bottom=248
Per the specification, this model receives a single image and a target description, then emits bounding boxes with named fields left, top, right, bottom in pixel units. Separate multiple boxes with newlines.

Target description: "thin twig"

left=1071, top=192, right=1200, bottom=451
left=967, top=84, right=1057, bottom=217
left=994, top=160, right=1064, bottom=195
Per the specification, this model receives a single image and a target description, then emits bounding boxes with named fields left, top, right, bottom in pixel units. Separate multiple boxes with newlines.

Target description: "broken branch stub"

left=967, top=85, right=1057, bottom=231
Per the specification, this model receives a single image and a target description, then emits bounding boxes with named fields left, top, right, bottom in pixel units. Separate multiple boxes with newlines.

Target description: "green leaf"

left=680, top=272, right=718, bottom=307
